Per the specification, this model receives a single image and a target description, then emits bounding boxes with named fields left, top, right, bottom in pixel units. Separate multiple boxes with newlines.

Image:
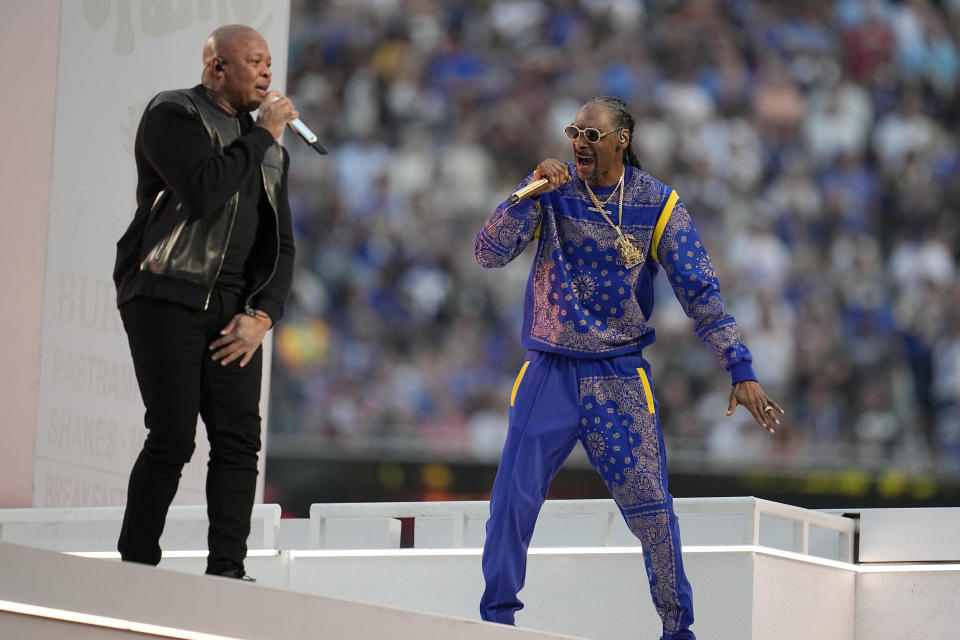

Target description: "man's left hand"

left=726, top=380, right=784, bottom=433
left=209, top=313, right=272, bottom=368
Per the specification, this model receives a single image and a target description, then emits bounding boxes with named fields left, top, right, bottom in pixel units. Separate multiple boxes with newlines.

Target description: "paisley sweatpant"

left=480, top=349, right=695, bottom=640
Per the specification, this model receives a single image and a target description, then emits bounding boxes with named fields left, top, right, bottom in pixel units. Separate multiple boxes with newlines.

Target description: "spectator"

left=272, top=0, right=960, bottom=480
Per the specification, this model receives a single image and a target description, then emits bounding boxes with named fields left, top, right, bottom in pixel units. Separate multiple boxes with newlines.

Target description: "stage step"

left=0, top=541, right=578, bottom=640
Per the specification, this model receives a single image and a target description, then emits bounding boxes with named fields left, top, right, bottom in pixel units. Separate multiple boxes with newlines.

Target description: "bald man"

left=113, top=25, right=300, bottom=579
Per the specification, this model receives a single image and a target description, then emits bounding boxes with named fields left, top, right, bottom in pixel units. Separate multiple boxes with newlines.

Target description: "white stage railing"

left=0, top=504, right=281, bottom=553
left=0, top=498, right=855, bottom=563
left=306, top=497, right=855, bottom=562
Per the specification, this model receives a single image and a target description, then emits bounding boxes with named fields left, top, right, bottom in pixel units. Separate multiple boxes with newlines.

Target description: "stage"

left=2, top=497, right=958, bottom=639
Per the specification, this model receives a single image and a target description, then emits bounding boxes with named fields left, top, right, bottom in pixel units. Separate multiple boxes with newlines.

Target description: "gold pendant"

left=614, top=233, right=643, bottom=268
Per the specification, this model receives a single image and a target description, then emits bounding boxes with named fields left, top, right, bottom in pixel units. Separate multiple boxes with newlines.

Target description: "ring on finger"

left=763, top=405, right=774, bottom=412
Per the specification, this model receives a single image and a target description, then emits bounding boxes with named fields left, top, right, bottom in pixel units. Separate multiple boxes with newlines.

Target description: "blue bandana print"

left=544, top=236, right=634, bottom=335
left=476, top=164, right=755, bottom=382
left=579, top=372, right=690, bottom=635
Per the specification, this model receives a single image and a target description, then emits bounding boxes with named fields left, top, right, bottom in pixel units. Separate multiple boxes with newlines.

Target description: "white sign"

left=34, top=0, right=291, bottom=508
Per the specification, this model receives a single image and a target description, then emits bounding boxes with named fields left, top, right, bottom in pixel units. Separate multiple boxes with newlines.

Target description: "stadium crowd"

left=269, top=0, right=960, bottom=476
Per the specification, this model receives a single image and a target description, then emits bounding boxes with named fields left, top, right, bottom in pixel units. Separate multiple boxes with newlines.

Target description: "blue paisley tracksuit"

left=474, top=164, right=756, bottom=640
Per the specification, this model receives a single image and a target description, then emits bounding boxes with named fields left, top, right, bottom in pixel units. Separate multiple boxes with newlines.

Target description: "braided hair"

left=589, top=96, right=642, bottom=170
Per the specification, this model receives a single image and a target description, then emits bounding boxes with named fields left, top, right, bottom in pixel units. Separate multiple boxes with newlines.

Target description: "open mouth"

left=576, top=154, right=595, bottom=171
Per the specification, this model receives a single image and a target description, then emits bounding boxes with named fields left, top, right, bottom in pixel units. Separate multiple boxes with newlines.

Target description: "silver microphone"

left=271, top=95, right=327, bottom=155
left=288, top=118, right=327, bottom=155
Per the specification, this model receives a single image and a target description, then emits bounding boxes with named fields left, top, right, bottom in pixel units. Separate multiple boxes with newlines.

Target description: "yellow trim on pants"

left=637, top=368, right=655, bottom=413
left=511, top=360, right=531, bottom=406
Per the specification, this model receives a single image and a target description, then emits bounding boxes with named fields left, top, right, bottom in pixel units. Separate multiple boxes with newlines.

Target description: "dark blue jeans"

left=118, top=290, right=263, bottom=574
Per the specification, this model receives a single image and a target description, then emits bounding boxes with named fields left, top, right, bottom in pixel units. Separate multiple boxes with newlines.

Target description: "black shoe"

left=206, top=568, right=256, bottom=582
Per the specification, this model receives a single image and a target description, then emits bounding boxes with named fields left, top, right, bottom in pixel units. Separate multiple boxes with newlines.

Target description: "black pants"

left=118, top=290, right=263, bottom=574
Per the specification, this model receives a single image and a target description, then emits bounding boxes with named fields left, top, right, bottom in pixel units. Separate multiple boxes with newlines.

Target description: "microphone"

left=288, top=118, right=327, bottom=155
left=508, top=177, right=549, bottom=204
left=271, top=95, right=327, bottom=155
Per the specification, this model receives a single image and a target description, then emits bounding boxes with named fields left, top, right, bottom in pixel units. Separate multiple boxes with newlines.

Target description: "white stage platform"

left=1, top=497, right=958, bottom=639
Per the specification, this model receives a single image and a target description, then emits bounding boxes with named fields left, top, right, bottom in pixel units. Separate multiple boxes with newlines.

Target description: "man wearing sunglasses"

left=475, top=96, right=783, bottom=640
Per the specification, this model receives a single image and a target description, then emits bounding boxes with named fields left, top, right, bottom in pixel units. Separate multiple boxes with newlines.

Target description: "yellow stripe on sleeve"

left=651, top=190, right=679, bottom=263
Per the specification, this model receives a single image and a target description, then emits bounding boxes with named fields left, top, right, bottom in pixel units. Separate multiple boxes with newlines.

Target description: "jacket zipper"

left=204, top=194, right=238, bottom=310
left=244, top=163, right=281, bottom=316
left=203, top=121, right=242, bottom=310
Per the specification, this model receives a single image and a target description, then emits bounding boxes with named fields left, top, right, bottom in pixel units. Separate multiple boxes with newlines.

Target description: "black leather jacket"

left=114, top=85, right=294, bottom=324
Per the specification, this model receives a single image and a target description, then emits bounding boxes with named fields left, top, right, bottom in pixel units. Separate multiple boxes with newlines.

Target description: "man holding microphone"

left=476, top=96, right=783, bottom=638
left=113, top=24, right=299, bottom=580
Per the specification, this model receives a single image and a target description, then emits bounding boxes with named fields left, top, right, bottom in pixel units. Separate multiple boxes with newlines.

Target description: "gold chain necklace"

left=584, top=169, right=642, bottom=268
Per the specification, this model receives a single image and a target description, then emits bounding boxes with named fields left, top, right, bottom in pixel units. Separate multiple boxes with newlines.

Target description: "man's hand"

left=257, top=90, right=298, bottom=140
left=531, top=158, right=571, bottom=195
left=209, top=312, right=272, bottom=368
left=727, top=380, right=784, bottom=433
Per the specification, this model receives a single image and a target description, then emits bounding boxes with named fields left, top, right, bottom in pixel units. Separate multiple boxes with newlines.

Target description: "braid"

left=589, top=95, right=642, bottom=170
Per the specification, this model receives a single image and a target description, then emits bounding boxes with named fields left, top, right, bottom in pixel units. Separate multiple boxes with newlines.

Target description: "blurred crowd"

left=270, top=0, right=960, bottom=476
